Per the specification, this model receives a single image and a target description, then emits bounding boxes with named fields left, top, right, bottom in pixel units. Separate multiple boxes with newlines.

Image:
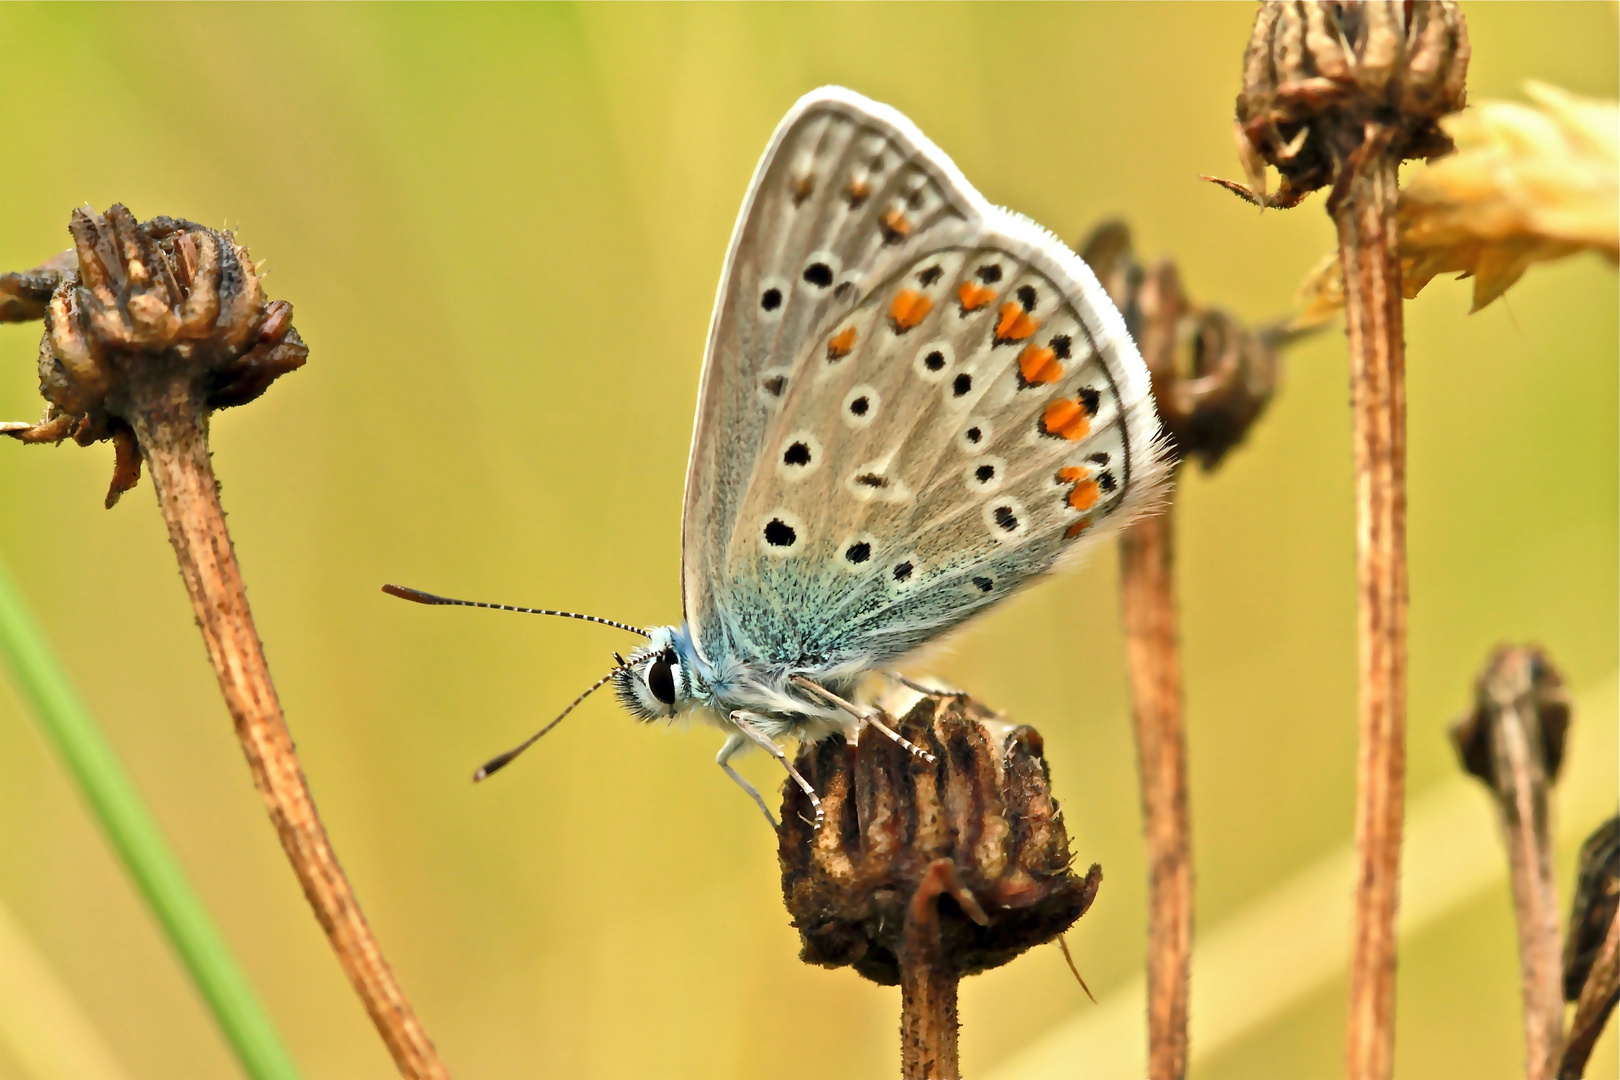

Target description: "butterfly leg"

left=789, top=675, right=936, bottom=765
left=716, top=732, right=779, bottom=829
left=729, top=711, right=824, bottom=829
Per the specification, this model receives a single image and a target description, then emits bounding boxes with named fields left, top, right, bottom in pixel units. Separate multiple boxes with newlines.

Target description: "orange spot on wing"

left=844, top=178, right=871, bottom=208
left=1041, top=398, right=1091, bottom=441
left=888, top=289, right=933, bottom=332
left=827, top=326, right=857, bottom=360
left=995, top=302, right=1039, bottom=343
left=1057, top=465, right=1090, bottom=483
left=1017, top=344, right=1063, bottom=384
left=791, top=174, right=815, bottom=206
left=1067, top=480, right=1100, bottom=512
left=957, top=281, right=995, bottom=312
left=879, top=208, right=912, bottom=243
left=1065, top=518, right=1093, bottom=539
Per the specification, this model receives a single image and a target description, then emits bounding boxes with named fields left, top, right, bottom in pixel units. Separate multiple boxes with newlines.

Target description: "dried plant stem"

left=899, top=860, right=963, bottom=1080
left=1120, top=506, right=1191, bottom=1080
left=127, top=375, right=448, bottom=1080
left=1486, top=674, right=1565, bottom=1077
left=1337, top=153, right=1409, bottom=1080
left=1560, top=910, right=1620, bottom=1080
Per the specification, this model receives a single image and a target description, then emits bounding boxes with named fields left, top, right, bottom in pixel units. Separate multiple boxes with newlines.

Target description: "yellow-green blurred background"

left=0, top=4, right=1614, bottom=1078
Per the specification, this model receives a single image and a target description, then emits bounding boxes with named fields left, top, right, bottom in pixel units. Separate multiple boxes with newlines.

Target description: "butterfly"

left=387, top=87, right=1165, bottom=828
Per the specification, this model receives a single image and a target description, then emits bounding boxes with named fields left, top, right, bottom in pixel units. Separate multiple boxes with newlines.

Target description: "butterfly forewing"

left=684, top=88, right=1163, bottom=672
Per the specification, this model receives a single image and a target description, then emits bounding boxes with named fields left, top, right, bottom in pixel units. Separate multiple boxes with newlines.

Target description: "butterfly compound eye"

left=647, top=650, right=677, bottom=706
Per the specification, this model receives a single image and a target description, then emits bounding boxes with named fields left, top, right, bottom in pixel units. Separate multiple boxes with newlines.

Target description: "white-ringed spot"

left=889, top=553, right=922, bottom=588
left=841, top=384, right=880, bottom=428
left=844, top=461, right=913, bottom=504
left=982, top=497, right=1030, bottom=542
left=840, top=534, right=878, bottom=570
left=801, top=251, right=841, bottom=291
left=912, top=341, right=953, bottom=384
left=963, top=455, right=1006, bottom=493
left=760, top=510, right=807, bottom=556
left=756, top=365, right=793, bottom=410
left=757, top=275, right=788, bottom=320
left=956, top=420, right=991, bottom=453
left=776, top=431, right=824, bottom=480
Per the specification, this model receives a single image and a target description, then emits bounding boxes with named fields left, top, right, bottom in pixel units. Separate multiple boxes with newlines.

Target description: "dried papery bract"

left=779, top=689, right=1101, bottom=1080
left=1290, top=83, right=1619, bottom=328
left=1083, top=221, right=1286, bottom=1080
left=1, top=206, right=449, bottom=1079
left=1450, top=647, right=1569, bottom=1080
left=1559, top=817, right=1619, bottom=1080
left=1229, top=7, right=1470, bottom=1078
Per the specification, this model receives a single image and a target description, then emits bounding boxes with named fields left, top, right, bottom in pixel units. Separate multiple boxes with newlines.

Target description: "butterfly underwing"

left=606, top=87, right=1166, bottom=821
left=393, top=87, right=1167, bottom=826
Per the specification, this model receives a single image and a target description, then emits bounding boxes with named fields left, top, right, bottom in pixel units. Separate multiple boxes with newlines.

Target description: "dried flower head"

left=1081, top=221, right=1283, bottom=472
left=1565, top=816, right=1620, bottom=1003
left=778, top=687, right=1100, bottom=986
left=1231, top=1, right=1469, bottom=208
left=1449, top=645, right=1569, bottom=790
left=1293, top=83, right=1619, bottom=323
left=2, top=205, right=306, bottom=506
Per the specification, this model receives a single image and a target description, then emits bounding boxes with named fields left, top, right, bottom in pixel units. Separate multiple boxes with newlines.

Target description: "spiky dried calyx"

left=1081, top=220, right=1283, bottom=472
left=778, top=688, right=1100, bottom=985
left=2, top=205, right=307, bottom=506
left=1233, top=0, right=1470, bottom=209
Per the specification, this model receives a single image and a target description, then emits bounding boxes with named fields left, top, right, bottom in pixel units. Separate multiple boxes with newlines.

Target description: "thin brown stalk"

left=1451, top=648, right=1569, bottom=1079
left=1228, top=6, right=1469, bottom=1075
left=1120, top=507, right=1191, bottom=1080
left=1084, top=221, right=1286, bottom=1080
left=899, top=860, right=964, bottom=1080
left=1560, top=910, right=1620, bottom=1080
left=1336, top=148, right=1410, bottom=1080
left=128, top=375, right=450, bottom=1080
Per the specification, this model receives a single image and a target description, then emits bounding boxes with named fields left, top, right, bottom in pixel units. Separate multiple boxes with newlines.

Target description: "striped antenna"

left=472, top=662, right=626, bottom=782
left=382, top=583, right=650, bottom=638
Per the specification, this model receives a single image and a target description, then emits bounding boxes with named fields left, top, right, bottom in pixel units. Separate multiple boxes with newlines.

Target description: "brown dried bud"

left=1449, top=646, right=1569, bottom=790
left=1233, top=1, right=1470, bottom=208
left=1081, top=220, right=1283, bottom=471
left=0, top=250, right=77, bottom=323
left=778, top=688, right=1100, bottom=987
left=2, top=205, right=307, bottom=506
left=1565, top=816, right=1619, bottom=1002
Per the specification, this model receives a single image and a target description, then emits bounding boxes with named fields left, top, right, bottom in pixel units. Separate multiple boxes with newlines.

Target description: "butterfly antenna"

left=472, top=661, right=628, bottom=782
left=382, top=583, right=651, bottom=638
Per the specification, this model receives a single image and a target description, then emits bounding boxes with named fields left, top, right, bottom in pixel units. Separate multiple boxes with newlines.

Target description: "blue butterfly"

left=389, top=88, right=1164, bottom=827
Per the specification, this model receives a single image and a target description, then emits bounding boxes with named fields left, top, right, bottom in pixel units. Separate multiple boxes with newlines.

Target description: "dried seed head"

left=2, top=205, right=307, bottom=506
left=1080, top=221, right=1283, bottom=472
left=1234, top=1, right=1470, bottom=208
left=778, top=688, right=1101, bottom=985
left=1564, top=816, right=1619, bottom=1002
left=1449, top=646, right=1570, bottom=791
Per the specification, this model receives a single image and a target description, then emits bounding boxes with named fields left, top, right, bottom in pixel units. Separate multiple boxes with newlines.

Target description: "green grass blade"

left=0, top=554, right=302, bottom=1080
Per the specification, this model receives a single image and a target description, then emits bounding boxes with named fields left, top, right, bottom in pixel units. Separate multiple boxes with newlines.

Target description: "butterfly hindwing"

left=684, top=88, right=1163, bottom=672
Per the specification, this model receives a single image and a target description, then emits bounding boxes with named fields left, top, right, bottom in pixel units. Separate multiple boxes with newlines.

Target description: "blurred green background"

left=0, top=3, right=1614, bottom=1078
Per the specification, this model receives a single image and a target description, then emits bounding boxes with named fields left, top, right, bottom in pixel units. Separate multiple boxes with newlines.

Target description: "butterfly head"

left=612, top=625, right=701, bottom=721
